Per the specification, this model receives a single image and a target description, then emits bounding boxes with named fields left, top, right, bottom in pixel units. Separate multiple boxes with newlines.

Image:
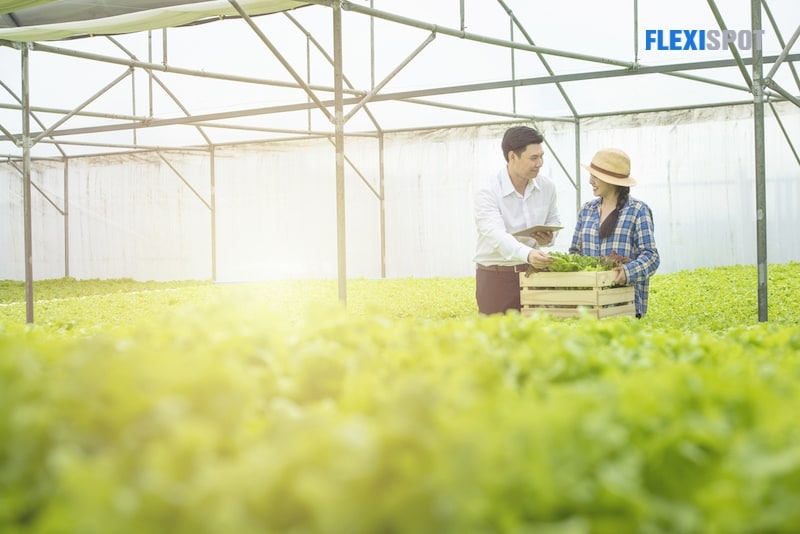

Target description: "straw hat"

left=581, top=148, right=638, bottom=187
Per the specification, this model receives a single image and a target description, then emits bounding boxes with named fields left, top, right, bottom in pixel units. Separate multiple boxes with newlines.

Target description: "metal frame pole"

left=379, top=132, right=386, bottom=278
left=752, top=0, right=768, bottom=321
left=21, top=43, right=34, bottom=323
left=210, top=146, right=217, bottom=282
left=63, top=158, right=69, bottom=277
left=334, top=1, right=346, bottom=303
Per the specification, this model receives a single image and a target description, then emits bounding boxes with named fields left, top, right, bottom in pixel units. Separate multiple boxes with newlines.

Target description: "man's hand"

left=530, top=230, right=553, bottom=246
left=527, top=249, right=553, bottom=269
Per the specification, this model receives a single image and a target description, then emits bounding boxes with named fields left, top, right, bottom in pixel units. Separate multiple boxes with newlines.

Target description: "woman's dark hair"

left=599, top=186, right=630, bottom=239
left=501, top=126, right=544, bottom=162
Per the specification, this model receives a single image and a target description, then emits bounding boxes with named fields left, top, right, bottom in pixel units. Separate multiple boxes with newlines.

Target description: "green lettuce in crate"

left=544, top=251, right=631, bottom=272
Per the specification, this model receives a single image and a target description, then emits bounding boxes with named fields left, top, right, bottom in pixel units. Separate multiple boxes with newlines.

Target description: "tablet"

left=512, top=225, right=564, bottom=237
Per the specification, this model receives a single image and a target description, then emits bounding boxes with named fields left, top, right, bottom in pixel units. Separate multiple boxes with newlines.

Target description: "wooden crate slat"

left=597, top=303, right=636, bottom=318
left=597, top=287, right=635, bottom=306
left=521, top=303, right=634, bottom=319
left=521, top=308, right=585, bottom=319
left=521, top=289, right=598, bottom=306
left=520, top=270, right=616, bottom=288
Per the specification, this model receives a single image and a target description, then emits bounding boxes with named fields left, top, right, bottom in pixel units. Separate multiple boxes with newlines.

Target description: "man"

left=473, top=126, right=561, bottom=314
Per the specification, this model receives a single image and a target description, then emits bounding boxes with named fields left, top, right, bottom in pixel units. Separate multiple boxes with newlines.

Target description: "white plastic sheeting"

left=1, top=102, right=799, bottom=282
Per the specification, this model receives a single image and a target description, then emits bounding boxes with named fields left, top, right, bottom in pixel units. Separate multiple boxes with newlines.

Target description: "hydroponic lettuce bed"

left=1, top=264, right=800, bottom=533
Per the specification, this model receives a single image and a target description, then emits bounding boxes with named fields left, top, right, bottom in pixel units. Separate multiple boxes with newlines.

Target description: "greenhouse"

left=1, top=1, right=800, bottom=532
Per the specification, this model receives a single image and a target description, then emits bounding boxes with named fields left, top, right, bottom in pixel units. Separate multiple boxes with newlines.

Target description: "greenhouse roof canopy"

left=0, top=0, right=798, bottom=155
left=0, top=0, right=309, bottom=42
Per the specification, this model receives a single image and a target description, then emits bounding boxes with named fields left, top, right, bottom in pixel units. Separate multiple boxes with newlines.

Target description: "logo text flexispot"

left=645, top=29, right=764, bottom=51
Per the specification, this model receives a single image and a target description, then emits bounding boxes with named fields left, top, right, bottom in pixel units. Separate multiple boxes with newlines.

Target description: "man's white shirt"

left=473, top=168, right=561, bottom=266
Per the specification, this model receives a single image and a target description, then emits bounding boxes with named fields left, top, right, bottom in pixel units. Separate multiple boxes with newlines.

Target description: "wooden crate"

left=519, top=271, right=635, bottom=319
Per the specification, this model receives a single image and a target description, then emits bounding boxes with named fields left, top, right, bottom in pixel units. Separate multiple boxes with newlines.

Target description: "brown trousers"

left=475, top=267, right=525, bottom=315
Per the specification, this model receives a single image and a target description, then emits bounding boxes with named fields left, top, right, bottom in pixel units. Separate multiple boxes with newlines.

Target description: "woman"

left=570, top=148, right=660, bottom=317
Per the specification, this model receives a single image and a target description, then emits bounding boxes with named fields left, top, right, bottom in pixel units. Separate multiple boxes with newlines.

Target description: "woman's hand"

left=612, top=265, right=628, bottom=285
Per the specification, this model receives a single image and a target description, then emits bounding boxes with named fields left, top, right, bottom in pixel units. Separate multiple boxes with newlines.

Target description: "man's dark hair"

left=501, top=126, right=544, bottom=162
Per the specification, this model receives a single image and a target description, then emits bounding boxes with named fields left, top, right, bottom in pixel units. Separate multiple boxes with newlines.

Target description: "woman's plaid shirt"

left=569, top=196, right=660, bottom=316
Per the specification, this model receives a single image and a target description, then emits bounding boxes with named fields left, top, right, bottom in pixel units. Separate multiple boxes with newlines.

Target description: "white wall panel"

left=1, top=153, right=212, bottom=281
left=1, top=159, right=67, bottom=279
left=212, top=136, right=382, bottom=281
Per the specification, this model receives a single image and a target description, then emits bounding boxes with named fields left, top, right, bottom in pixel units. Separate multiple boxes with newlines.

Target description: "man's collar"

left=500, top=169, right=516, bottom=196
left=501, top=169, right=539, bottom=196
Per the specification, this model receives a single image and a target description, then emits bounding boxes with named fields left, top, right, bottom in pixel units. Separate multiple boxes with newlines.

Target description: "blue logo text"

left=645, top=29, right=764, bottom=51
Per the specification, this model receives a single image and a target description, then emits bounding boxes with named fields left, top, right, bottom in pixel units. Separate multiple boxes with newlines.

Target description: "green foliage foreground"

left=1, top=264, right=800, bottom=533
